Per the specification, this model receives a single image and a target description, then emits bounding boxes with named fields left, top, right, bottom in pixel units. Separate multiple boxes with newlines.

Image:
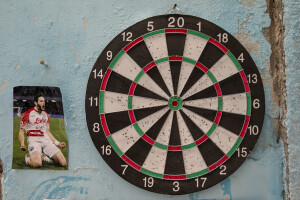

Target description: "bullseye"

left=172, top=100, right=178, bottom=107
left=168, top=96, right=182, bottom=110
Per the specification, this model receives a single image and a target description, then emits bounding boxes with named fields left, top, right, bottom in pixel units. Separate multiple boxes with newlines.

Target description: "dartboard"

left=85, top=14, right=265, bottom=195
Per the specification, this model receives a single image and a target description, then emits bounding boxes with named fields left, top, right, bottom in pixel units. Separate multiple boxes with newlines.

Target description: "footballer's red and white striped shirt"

left=20, top=108, right=50, bottom=139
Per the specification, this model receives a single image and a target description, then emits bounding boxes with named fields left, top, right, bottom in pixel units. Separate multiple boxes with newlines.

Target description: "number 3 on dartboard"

left=173, top=181, right=180, bottom=192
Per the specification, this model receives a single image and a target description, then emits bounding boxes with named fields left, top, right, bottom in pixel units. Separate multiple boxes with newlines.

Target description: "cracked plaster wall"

left=0, top=0, right=297, bottom=199
left=283, top=0, right=300, bottom=199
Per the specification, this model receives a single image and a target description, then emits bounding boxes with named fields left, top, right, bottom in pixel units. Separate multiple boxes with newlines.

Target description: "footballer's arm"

left=19, top=128, right=26, bottom=151
left=46, top=128, right=68, bottom=167
left=46, top=129, right=66, bottom=148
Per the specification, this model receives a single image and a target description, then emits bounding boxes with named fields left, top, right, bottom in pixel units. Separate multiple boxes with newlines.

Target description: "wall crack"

left=264, top=0, right=289, bottom=199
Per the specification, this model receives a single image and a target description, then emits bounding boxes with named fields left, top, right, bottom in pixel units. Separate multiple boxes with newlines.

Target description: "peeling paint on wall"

left=265, top=0, right=289, bottom=199
left=283, top=0, right=300, bottom=199
left=83, top=17, right=88, bottom=31
left=34, top=15, right=38, bottom=25
left=15, top=57, right=23, bottom=70
left=241, top=0, right=257, bottom=9
left=69, top=43, right=80, bottom=64
left=235, top=14, right=261, bottom=54
left=220, top=178, right=232, bottom=200
left=0, top=80, right=8, bottom=94
left=235, top=32, right=261, bottom=54
left=0, top=26, right=7, bottom=35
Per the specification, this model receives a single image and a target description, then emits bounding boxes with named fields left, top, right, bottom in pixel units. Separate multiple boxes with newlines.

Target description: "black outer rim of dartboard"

left=85, top=14, right=265, bottom=195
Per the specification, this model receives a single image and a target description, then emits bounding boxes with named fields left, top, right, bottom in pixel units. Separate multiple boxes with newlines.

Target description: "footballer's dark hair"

left=33, top=93, right=44, bottom=102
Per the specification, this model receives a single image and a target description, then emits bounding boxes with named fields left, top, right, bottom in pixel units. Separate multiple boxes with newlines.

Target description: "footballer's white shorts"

left=28, top=139, right=60, bottom=158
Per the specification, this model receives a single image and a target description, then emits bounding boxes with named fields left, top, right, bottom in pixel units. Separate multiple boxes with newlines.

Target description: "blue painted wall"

left=1, top=0, right=297, bottom=199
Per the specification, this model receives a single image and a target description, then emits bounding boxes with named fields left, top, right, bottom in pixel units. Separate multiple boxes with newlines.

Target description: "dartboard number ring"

left=85, top=14, right=265, bottom=195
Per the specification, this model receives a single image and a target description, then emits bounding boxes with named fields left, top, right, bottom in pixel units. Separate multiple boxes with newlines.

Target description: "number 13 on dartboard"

left=85, top=14, right=265, bottom=195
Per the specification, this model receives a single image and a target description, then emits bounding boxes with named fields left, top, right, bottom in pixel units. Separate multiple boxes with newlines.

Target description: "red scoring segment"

left=165, top=29, right=187, bottom=34
left=129, top=82, right=137, bottom=95
left=214, top=111, right=222, bottom=124
left=208, top=155, right=229, bottom=171
left=168, top=146, right=182, bottom=151
left=143, top=62, right=156, bottom=72
left=240, top=71, right=250, bottom=92
left=100, top=69, right=112, bottom=91
left=195, top=62, right=208, bottom=73
left=142, top=134, right=155, bottom=145
left=195, top=135, right=209, bottom=145
left=128, top=110, right=136, bottom=123
left=208, top=38, right=228, bottom=53
left=172, top=100, right=178, bottom=107
left=169, top=56, right=183, bottom=62
left=240, top=115, right=250, bottom=138
left=163, top=174, right=187, bottom=180
left=123, top=37, right=143, bottom=52
left=214, top=83, right=222, bottom=97
left=121, top=154, right=188, bottom=180
left=121, top=155, right=141, bottom=171
left=100, top=114, right=110, bottom=136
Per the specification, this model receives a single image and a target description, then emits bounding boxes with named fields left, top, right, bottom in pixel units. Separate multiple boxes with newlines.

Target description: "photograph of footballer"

left=13, top=86, right=68, bottom=170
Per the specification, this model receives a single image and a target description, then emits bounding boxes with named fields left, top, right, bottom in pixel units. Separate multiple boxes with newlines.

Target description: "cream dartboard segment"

left=85, top=14, right=265, bottom=195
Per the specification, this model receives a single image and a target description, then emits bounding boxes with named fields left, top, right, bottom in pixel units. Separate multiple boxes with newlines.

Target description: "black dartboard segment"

left=85, top=14, right=265, bottom=195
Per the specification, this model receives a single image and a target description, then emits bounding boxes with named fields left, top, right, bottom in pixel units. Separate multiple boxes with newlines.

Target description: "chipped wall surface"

left=283, top=0, right=300, bottom=199
left=0, top=0, right=294, bottom=199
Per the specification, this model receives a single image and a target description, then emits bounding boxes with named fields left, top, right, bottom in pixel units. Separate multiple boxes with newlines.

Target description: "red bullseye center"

left=172, top=100, right=178, bottom=107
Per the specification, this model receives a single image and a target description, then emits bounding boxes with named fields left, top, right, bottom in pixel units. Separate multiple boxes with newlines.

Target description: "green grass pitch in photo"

left=12, top=117, right=68, bottom=170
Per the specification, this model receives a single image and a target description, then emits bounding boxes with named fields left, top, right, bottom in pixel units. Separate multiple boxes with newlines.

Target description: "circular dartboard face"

left=85, top=14, right=265, bottom=195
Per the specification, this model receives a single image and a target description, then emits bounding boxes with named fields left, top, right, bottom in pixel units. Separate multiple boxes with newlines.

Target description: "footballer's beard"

left=37, top=104, right=45, bottom=113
